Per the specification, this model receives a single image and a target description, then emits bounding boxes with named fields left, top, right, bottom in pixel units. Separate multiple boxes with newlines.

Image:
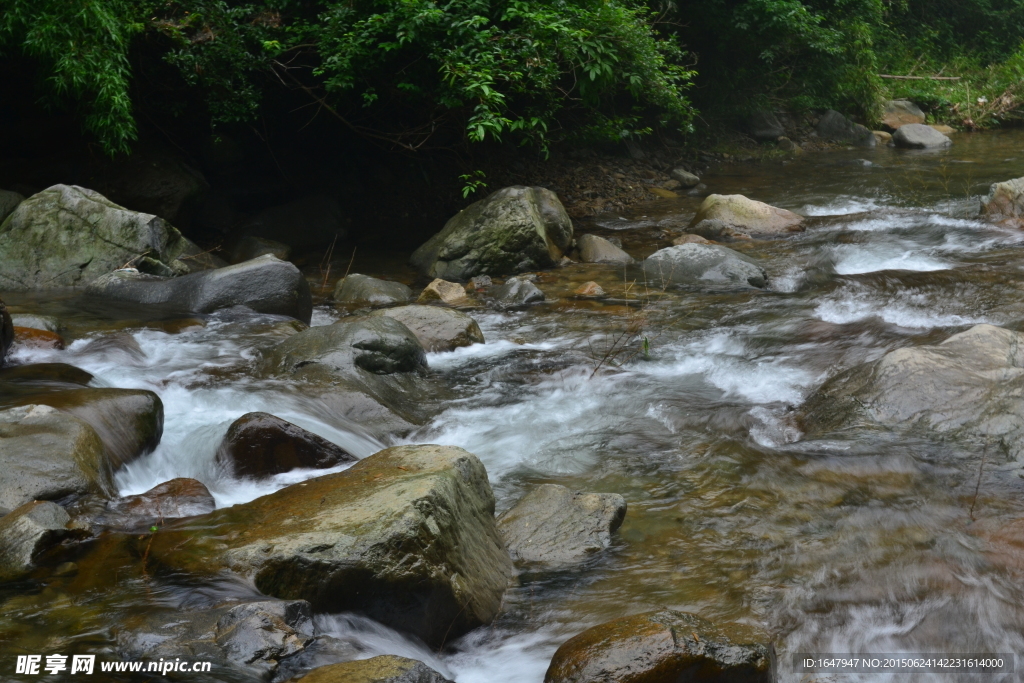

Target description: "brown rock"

left=216, top=412, right=357, bottom=479
left=981, top=177, right=1024, bottom=228
left=574, top=282, right=607, bottom=297
left=13, top=326, right=65, bottom=350
left=417, top=278, right=470, bottom=306
left=873, top=130, right=893, bottom=145
left=881, top=99, right=926, bottom=130
left=544, top=609, right=773, bottom=683
left=930, top=124, right=956, bottom=135
left=672, top=234, right=711, bottom=246
left=107, top=478, right=215, bottom=526
left=291, top=655, right=453, bottom=682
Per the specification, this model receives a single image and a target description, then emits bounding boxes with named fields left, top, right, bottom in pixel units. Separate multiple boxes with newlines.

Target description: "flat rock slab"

left=498, top=484, right=626, bottom=566
left=544, top=609, right=772, bottom=683
left=216, top=412, right=357, bottom=478
left=145, top=445, right=513, bottom=648
left=370, top=305, right=484, bottom=352
left=292, top=656, right=454, bottom=683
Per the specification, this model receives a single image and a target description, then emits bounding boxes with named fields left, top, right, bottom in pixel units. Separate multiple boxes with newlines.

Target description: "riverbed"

left=4, top=130, right=1024, bottom=682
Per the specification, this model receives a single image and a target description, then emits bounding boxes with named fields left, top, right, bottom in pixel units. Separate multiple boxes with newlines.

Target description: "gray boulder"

left=576, top=234, right=633, bottom=264
left=411, top=186, right=573, bottom=280
left=0, top=189, right=24, bottom=223
left=86, top=255, right=313, bottom=324
left=146, top=445, right=514, bottom=648
left=334, top=273, right=412, bottom=308
left=981, top=176, right=1024, bottom=228
left=216, top=412, right=357, bottom=479
left=498, top=484, right=625, bottom=567
left=370, top=305, right=484, bottom=352
left=493, top=278, right=545, bottom=307
left=816, top=109, right=876, bottom=147
left=229, top=235, right=291, bottom=264
left=545, top=609, right=773, bottom=683
left=0, top=184, right=219, bottom=291
left=747, top=110, right=785, bottom=141
left=892, top=123, right=952, bottom=149
left=294, top=656, right=454, bottom=683
left=688, top=194, right=803, bottom=238
left=670, top=168, right=701, bottom=187
left=9, top=314, right=61, bottom=334
left=236, top=194, right=345, bottom=250
left=640, top=244, right=768, bottom=289
left=801, top=325, right=1024, bottom=464
left=0, top=501, right=71, bottom=582
left=881, top=99, right=926, bottom=130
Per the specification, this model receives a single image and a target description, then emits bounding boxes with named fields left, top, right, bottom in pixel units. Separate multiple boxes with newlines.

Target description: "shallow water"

left=5, top=130, right=1024, bottom=682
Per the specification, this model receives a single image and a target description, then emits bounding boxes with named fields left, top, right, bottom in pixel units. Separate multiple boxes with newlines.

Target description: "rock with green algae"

left=544, top=609, right=773, bottom=683
left=143, top=444, right=514, bottom=648
left=411, top=186, right=573, bottom=280
left=290, top=656, right=453, bottom=683
left=0, top=184, right=220, bottom=291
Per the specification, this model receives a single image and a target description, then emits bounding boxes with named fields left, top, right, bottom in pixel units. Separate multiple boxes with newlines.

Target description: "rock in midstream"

left=216, top=412, right=357, bottom=479
left=800, top=324, right=1024, bottom=465
left=142, top=445, right=514, bottom=648
left=688, top=194, right=803, bottom=238
left=544, top=609, right=773, bottom=683
left=0, top=500, right=71, bottom=583
left=576, top=234, right=633, bottom=264
left=334, top=273, right=412, bottom=307
left=290, top=655, right=454, bottom=682
left=892, top=123, right=952, bottom=149
left=101, top=478, right=216, bottom=530
left=370, top=305, right=484, bottom=352
left=0, top=184, right=220, bottom=290
left=411, top=186, right=573, bottom=280
left=639, top=243, right=768, bottom=289
left=497, top=484, right=626, bottom=567
left=86, top=254, right=313, bottom=324
left=981, top=176, right=1024, bottom=228
left=493, top=277, right=545, bottom=307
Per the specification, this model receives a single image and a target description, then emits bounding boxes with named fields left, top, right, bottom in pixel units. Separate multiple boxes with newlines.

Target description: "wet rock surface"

left=544, top=609, right=773, bottom=683
left=370, top=305, right=484, bottom=352
left=86, top=255, right=313, bottom=324
left=981, top=176, right=1024, bottom=228
left=640, top=244, right=768, bottom=289
left=291, top=655, right=454, bottom=683
left=12, top=326, right=65, bottom=350
left=687, top=194, right=803, bottom=238
left=411, top=186, right=573, bottom=280
left=498, top=484, right=626, bottom=567
left=335, top=274, right=411, bottom=308
left=216, top=412, right=357, bottom=479
left=103, top=478, right=216, bottom=529
left=493, top=277, right=545, bottom=307
left=893, top=123, right=952, bottom=149
left=0, top=500, right=71, bottom=582
left=145, top=445, right=514, bottom=648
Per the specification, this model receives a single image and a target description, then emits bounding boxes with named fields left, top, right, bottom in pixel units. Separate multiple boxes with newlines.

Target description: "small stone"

left=672, top=234, right=711, bottom=246
left=493, top=279, right=544, bottom=307
left=417, top=278, right=470, bottom=306
left=13, top=326, right=65, bottom=350
left=873, top=130, right=893, bottom=145
left=469, top=275, right=492, bottom=290
left=671, top=169, right=700, bottom=187
left=576, top=234, right=633, bottom=265
left=574, top=282, right=606, bottom=298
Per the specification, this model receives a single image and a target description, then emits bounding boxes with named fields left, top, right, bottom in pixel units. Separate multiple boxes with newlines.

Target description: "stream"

left=4, top=130, right=1024, bottom=682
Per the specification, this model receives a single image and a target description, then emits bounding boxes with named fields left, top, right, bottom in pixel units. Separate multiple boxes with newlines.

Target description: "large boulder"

left=263, top=317, right=434, bottom=432
left=145, top=445, right=514, bottom=648
left=293, top=656, right=453, bottom=683
left=216, top=412, right=357, bottom=479
left=747, top=110, right=785, bottom=141
left=0, top=189, right=24, bottom=223
left=411, top=186, right=573, bottom=280
left=981, top=176, right=1024, bottom=228
left=640, top=244, right=768, bottom=289
left=800, top=325, right=1024, bottom=464
left=236, top=195, right=346, bottom=250
left=497, top=484, right=626, bottom=567
left=892, top=123, right=952, bottom=149
left=370, top=305, right=484, bottom=352
left=687, top=194, right=803, bottom=238
left=815, top=109, right=876, bottom=147
left=576, top=234, right=633, bottom=265
left=0, top=298, right=12, bottom=367
left=0, top=184, right=219, bottom=291
left=0, top=501, right=71, bottom=582
left=335, top=274, right=412, bottom=308
left=544, top=609, right=773, bottom=683
left=86, top=255, right=313, bottom=324
left=881, top=99, right=926, bottom=130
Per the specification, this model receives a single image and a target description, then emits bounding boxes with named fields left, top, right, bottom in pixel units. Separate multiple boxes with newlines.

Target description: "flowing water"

left=5, top=130, right=1024, bottom=682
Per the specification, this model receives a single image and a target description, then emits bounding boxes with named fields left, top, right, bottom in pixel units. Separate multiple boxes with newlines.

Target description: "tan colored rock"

left=292, top=656, right=453, bottom=682
left=574, top=282, right=607, bottom=297
left=881, top=99, right=926, bottom=130
left=930, top=124, right=956, bottom=135
left=649, top=187, right=679, bottom=199
left=873, top=130, right=893, bottom=146
left=417, top=278, right=470, bottom=306
left=981, top=177, right=1024, bottom=228
left=688, top=194, right=803, bottom=237
left=672, top=234, right=711, bottom=246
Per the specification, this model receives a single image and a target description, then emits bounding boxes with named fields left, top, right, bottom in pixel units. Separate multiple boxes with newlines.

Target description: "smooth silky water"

left=4, top=131, right=1024, bottom=682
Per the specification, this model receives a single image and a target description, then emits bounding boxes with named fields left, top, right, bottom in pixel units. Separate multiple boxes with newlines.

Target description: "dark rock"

left=576, top=234, right=633, bottom=264
left=370, top=305, right=484, bottom=352
left=0, top=500, right=71, bottom=582
left=104, top=478, right=216, bottom=529
left=0, top=363, right=93, bottom=408
left=892, top=123, right=952, bottom=149
left=292, top=655, right=454, bottom=682
left=236, top=195, right=345, bottom=250
left=498, top=484, right=626, bottom=567
left=216, top=600, right=313, bottom=666
left=86, top=255, right=313, bottom=324
left=411, top=186, right=573, bottom=280
left=0, top=188, right=24, bottom=223
left=0, top=298, right=12, bottom=367
left=493, top=278, right=545, bottom=307
left=815, top=110, right=876, bottom=147
left=688, top=194, right=803, bottom=238
left=146, top=445, right=514, bottom=649
left=0, top=184, right=219, bottom=291
left=229, top=235, right=291, bottom=264
left=334, top=274, right=412, bottom=308
left=981, top=176, right=1024, bottom=228
left=747, top=110, right=785, bottom=141
left=881, top=99, right=926, bottom=130
left=640, top=244, right=768, bottom=289
left=544, top=609, right=773, bottom=683
left=216, top=412, right=357, bottom=479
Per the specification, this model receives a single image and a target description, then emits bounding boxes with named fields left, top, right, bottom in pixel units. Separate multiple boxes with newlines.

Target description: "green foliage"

left=459, top=170, right=487, bottom=198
